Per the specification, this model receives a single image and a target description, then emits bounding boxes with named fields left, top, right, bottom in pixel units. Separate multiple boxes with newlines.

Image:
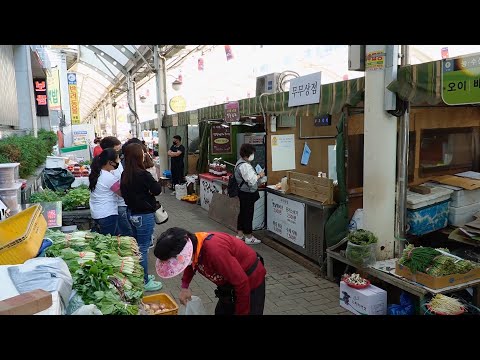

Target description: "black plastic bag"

left=43, top=168, right=75, bottom=192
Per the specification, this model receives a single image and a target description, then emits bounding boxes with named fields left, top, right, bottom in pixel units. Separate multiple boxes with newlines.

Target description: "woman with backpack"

left=234, top=143, right=264, bottom=245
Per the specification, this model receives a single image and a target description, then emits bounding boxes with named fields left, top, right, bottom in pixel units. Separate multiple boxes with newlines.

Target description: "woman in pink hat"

left=154, top=227, right=267, bottom=315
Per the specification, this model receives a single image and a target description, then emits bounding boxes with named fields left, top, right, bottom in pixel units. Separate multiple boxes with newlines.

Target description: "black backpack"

left=227, top=161, right=246, bottom=198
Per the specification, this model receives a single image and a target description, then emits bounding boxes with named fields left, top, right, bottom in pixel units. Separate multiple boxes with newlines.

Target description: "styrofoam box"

left=339, top=281, right=387, bottom=315
left=449, top=188, right=480, bottom=208
left=46, top=156, right=68, bottom=169
left=406, top=186, right=453, bottom=210
left=449, top=202, right=480, bottom=226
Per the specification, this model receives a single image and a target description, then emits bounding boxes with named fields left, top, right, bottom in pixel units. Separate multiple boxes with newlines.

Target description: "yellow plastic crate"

left=142, top=293, right=179, bottom=315
left=0, top=204, right=47, bottom=265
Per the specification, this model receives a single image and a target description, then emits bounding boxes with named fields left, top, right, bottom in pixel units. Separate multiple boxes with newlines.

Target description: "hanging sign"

left=211, top=124, right=232, bottom=154
left=288, top=72, right=321, bottom=107
left=224, top=101, right=240, bottom=122
left=47, top=69, right=62, bottom=111
left=67, top=73, right=80, bottom=124
left=33, top=78, right=49, bottom=116
left=442, top=53, right=480, bottom=105
left=169, top=96, right=186, bottom=113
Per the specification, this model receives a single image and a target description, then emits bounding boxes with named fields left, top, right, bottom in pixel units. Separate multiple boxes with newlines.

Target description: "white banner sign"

left=288, top=72, right=321, bottom=107
left=267, top=192, right=305, bottom=248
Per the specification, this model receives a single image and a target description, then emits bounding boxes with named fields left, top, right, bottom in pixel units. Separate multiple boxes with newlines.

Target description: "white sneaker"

left=244, top=236, right=261, bottom=245
left=171, top=191, right=176, bottom=196
left=236, top=235, right=244, bottom=241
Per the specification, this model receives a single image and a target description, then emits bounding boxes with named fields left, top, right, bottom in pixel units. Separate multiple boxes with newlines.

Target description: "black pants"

left=237, top=190, right=260, bottom=235
left=214, top=279, right=266, bottom=315
left=171, top=164, right=184, bottom=188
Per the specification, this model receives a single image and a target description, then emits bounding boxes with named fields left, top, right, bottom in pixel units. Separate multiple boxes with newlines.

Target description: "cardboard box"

left=0, top=289, right=52, bottom=315
left=395, top=261, right=480, bottom=289
left=339, top=281, right=387, bottom=315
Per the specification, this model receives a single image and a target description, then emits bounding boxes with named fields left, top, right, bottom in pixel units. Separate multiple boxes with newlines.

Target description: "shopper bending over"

left=154, top=227, right=267, bottom=315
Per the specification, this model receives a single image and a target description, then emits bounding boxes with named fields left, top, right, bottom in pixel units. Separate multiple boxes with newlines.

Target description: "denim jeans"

left=117, top=206, right=133, bottom=237
left=129, top=211, right=155, bottom=283
left=94, top=215, right=119, bottom=236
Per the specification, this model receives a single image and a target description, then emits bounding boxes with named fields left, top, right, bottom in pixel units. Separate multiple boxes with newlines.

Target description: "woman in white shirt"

left=89, top=148, right=122, bottom=236
left=234, top=143, right=265, bottom=245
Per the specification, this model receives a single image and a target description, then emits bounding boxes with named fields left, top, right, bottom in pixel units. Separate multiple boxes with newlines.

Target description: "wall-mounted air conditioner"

left=256, top=73, right=281, bottom=97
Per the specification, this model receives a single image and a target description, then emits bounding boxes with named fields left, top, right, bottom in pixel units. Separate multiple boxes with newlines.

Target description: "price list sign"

left=225, top=101, right=240, bottom=123
left=442, top=53, right=480, bottom=105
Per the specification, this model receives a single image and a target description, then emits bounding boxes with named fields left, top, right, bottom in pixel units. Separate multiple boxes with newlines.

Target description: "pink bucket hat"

left=155, top=239, right=193, bottom=278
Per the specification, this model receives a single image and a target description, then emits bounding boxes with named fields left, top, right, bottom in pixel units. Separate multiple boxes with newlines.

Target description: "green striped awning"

left=163, top=77, right=365, bottom=127
left=387, top=59, right=443, bottom=105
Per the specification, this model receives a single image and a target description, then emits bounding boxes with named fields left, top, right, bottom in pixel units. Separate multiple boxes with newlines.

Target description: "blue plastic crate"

left=407, top=199, right=450, bottom=236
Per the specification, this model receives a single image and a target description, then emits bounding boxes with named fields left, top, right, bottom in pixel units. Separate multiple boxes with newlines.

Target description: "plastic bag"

left=43, top=168, right=75, bottom=192
left=388, top=292, right=415, bottom=315
left=72, top=304, right=103, bottom=315
left=345, top=241, right=376, bottom=267
left=178, top=296, right=206, bottom=315
left=348, top=208, right=364, bottom=232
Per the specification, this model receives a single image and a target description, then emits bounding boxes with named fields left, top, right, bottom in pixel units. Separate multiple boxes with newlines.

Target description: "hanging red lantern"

left=224, top=45, right=234, bottom=61
left=198, top=57, right=204, bottom=71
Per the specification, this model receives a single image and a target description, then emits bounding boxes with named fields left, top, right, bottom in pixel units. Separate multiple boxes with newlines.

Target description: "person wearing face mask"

left=153, top=227, right=266, bottom=315
left=167, top=135, right=185, bottom=195
left=89, top=148, right=123, bottom=236
left=100, top=136, right=132, bottom=237
left=235, top=144, right=265, bottom=245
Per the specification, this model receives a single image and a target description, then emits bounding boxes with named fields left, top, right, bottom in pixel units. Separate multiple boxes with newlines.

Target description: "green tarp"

left=163, top=77, right=365, bottom=127
left=324, top=112, right=349, bottom=248
left=387, top=59, right=443, bottom=105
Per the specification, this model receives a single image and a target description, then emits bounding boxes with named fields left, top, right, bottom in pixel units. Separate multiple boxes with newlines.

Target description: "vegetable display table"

left=326, top=238, right=480, bottom=310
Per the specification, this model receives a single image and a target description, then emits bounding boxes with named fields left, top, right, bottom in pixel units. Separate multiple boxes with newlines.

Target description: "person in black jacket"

left=120, top=143, right=163, bottom=292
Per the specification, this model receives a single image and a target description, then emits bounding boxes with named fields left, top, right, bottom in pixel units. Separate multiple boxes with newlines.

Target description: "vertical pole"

left=25, top=46, right=38, bottom=137
left=154, top=45, right=169, bottom=172
left=395, top=45, right=410, bottom=257
left=363, top=45, right=397, bottom=260
left=126, top=73, right=137, bottom=138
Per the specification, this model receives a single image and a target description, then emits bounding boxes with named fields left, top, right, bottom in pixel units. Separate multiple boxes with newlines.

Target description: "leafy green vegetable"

left=347, top=229, right=378, bottom=245
left=62, top=187, right=90, bottom=211
left=29, top=189, right=62, bottom=203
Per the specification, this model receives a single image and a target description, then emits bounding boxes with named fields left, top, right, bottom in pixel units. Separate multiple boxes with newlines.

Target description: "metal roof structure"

left=49, top=45, right=207, bottom=122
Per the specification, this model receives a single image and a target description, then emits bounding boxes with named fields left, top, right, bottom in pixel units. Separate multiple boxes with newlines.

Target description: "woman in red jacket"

left=154, top=227, right=266, bottom=315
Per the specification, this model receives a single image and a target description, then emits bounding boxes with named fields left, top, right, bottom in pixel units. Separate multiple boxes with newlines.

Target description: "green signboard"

left=442, top=53, right=480, bottom=105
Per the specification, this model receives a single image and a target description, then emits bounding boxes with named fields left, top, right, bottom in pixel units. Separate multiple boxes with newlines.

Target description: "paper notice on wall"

left=271, top=134, right=295, bottom=171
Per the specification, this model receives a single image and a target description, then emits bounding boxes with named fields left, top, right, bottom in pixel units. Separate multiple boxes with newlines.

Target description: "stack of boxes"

left=0, top=163, right=22, bottom=216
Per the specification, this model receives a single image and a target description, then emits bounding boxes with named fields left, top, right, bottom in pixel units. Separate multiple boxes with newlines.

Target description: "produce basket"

left=420, top=296, right=479, bottom=315
left=142, top=293, right=179, bottom=315
left=0, top=204, right=47, bottom=265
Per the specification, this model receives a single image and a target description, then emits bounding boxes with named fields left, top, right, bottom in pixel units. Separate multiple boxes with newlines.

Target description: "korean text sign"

left=267, top=192, right=305, bottom=247
left=33, top=78, right=49, bottom=116
left=211, top=124, right=232, bottom=154
left=225, top=101, right=240, bottom=123
left=67, top=73, right=81, bottom=124
left=288, top=72, right=321, bottom=107
left=47, top=69, right=62, bottom=111
left=442, top=54, right=480, bottom=105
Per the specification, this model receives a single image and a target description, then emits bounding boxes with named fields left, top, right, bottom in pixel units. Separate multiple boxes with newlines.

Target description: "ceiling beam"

left=76, top=60, right=116, bottom=83
left=112, top=45, right=136, bottom=61
left=83, top=45, right=128, bottom=75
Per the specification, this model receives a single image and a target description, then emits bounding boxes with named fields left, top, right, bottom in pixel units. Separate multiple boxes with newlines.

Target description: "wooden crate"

left=286, top=171, right=334, bottom=204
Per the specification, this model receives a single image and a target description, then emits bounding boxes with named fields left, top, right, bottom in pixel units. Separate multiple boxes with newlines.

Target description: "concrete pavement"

left=146, top=189, right=351, bottom=315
